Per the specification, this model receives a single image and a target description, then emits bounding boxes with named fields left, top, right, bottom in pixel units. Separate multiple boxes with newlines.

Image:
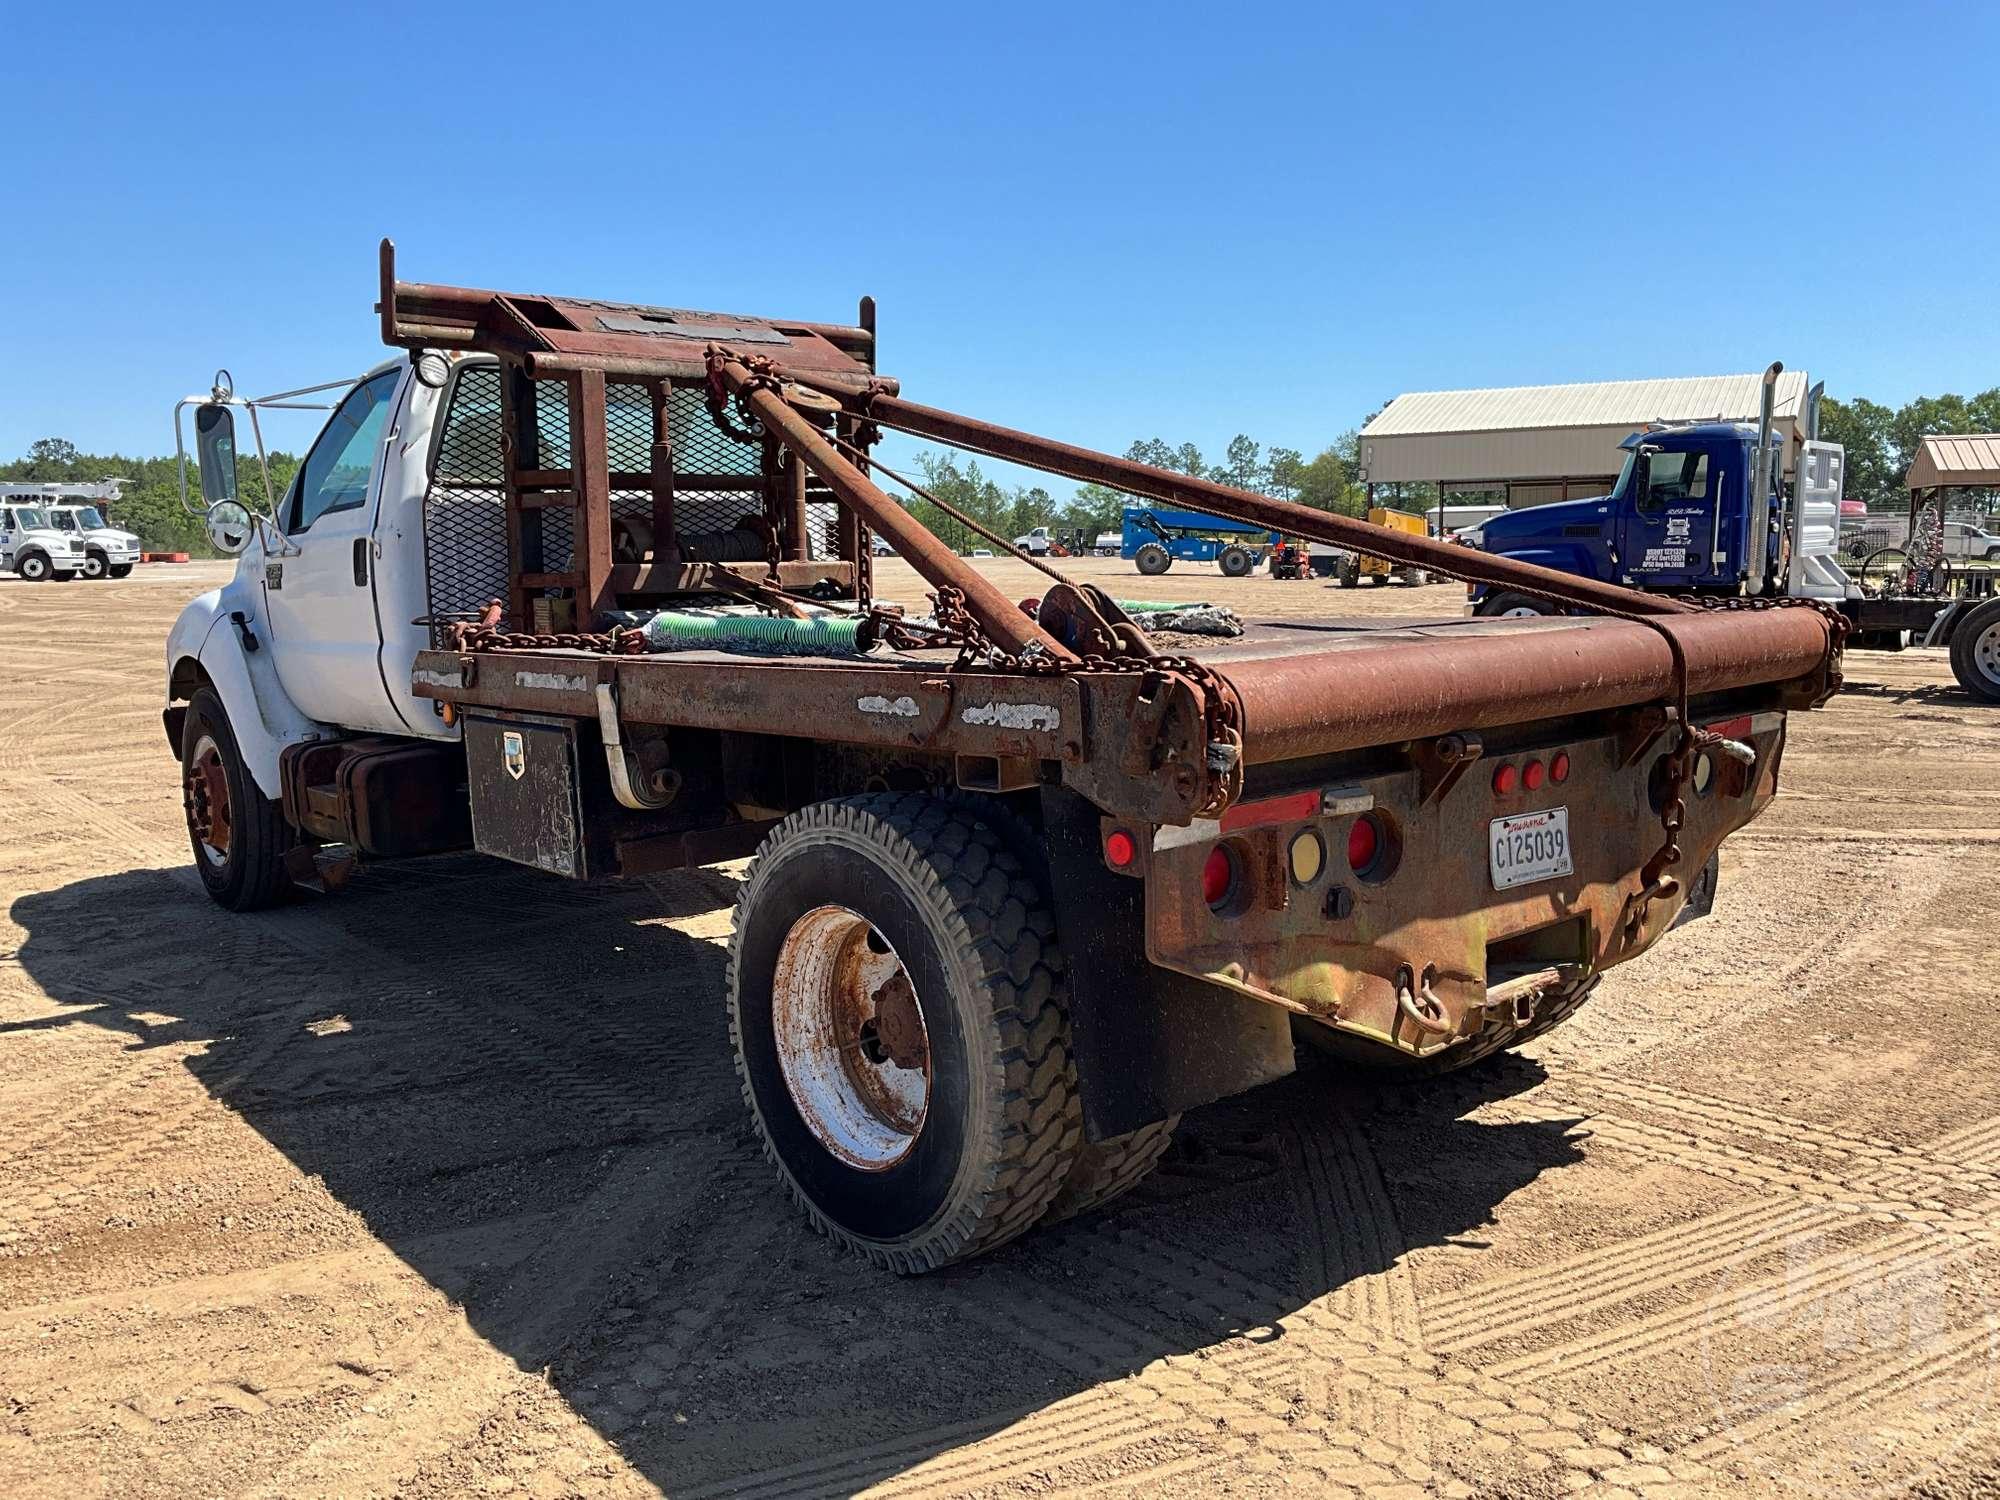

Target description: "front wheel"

left=80, top=552, right=108, bottom=580
left=1950, top=599, right=2000, bottom=704
left=108, top=563, right=134, bottom=578
left=1218, top=545, right=1254, bottom=578
left=729, top=795, right=1083, bottom=1272
left=15, top=552, right=51, bottom=582
left=1474, top=590, right=1556, bottom=618
left=1134, top=542, right=1172, bottom=576
left=180, top=687, right=296, bottom=910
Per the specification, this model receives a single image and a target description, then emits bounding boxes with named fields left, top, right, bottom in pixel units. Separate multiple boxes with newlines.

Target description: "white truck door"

left=262, top=368, right=408, bottom=731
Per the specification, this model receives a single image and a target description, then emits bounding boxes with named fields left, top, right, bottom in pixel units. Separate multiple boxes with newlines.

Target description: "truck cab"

left=1476, top=423, right=1787, bottom=599
left=47, top=503, right=143, bottom=579
left=0, top=501, right=87, bottom=581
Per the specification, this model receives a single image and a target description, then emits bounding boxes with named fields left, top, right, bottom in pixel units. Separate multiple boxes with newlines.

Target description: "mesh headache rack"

left=381, top=241, right=885, bottom=639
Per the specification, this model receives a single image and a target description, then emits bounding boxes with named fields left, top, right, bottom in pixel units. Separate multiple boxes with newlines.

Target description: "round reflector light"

left=1492, top=763, right=1518, bottom=795
left=1692, top=752, right=1714, bottom=795
left=1346, top=816, right=1379, bottom=873
left=1551, top=751, right=1571, bottom=784
left=1202, top=845, right=1234, bottom=907
left=1289, top=829, right=1324, bottom=886
left=1524, top=759, right=1546, bottom=791
left=1105, top=829, right=1137, bottom=868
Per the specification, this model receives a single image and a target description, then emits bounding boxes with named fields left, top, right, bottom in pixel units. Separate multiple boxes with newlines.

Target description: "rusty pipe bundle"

left=1221, top=608, right=1833, bottom=765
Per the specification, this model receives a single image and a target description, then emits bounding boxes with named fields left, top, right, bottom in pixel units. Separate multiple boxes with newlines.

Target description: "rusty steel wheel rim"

left=185, top=733, right=233, bottom=868
left=772, top=905, right=932, bottom=1171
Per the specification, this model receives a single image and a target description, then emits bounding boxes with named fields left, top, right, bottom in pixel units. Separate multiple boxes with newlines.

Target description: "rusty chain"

left=928, top=585, right=1245, bottom=816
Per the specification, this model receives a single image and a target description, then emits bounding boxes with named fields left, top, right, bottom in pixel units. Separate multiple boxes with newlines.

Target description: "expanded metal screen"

left=423, top=363, right=843, bottom=641
left=423, top=363, right=509, bottom=641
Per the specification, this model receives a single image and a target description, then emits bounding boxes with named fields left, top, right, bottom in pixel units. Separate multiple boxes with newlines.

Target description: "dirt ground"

left=4, top=556, right=1999, bottom=1500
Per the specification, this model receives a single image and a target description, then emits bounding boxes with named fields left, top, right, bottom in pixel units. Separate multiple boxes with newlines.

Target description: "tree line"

left=1820, top=388, right=2000, bottom=510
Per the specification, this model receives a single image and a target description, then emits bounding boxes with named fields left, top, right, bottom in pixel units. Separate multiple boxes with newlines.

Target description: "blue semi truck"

left=1467, top=367, right=2000, bottom=702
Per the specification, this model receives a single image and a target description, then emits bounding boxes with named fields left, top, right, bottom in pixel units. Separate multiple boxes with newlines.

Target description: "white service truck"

left=36, top=481, right=143, bottom=578
left=0, top=499, right=88, bottom=581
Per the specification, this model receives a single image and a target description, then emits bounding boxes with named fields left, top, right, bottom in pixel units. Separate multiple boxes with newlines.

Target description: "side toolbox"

left=462, top=711, right=615, bottom=879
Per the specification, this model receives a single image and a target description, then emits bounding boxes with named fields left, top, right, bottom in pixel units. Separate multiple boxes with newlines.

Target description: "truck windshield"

left=74, top=507, right=107, bottom=529
left=1609, top=449, right=1638, bottom=501
left=13, top=506, right=50, bottom=530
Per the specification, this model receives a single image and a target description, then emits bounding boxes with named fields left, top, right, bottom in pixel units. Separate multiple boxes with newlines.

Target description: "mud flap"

left=1039, top=787, right=1296, bottom=1141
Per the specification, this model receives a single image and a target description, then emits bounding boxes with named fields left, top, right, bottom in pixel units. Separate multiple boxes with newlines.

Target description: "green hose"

left=638, top=611, right=875, bottom=656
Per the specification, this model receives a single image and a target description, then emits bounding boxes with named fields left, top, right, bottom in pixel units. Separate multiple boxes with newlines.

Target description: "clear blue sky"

left=3, top=1, right=1995, bottom=478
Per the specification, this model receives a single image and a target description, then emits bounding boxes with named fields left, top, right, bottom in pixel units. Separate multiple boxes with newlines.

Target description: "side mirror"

left=195, top=404, right=240, bottom=506
left=205, top=500, right=255, bottom=555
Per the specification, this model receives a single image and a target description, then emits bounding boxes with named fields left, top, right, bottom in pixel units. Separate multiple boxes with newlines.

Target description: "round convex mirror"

left=205, top=500, right=256, bottom=555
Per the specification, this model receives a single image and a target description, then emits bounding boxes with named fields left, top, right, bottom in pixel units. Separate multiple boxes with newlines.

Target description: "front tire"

left=108, top=563, right=134, bottom=578
left=1475, top=590, right=1557, bottom=618
left=729, top=795, right=1084, bottom=1272
left=15, top=551, right=51, bottom=582
left=180, top=687, right=296, bottom=911
left=80, top=552, right=108, bottom=580
left=1218, top=545, right=1254, bottom=578
left=1134, top=542, right=1172, bottom=576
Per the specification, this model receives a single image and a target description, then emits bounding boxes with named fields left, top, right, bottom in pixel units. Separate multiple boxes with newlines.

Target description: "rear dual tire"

left=730, top=795, right=1087, bottom=1272
left=1950, top=599, right=2000, bottom=704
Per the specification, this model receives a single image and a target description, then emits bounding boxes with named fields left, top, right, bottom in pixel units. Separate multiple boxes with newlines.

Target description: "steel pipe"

left=837, top=393, right=1692, bottom=618
left=1222, top=608, right=1832, bottom=764
left=715, top=359, right=1074, bottom=660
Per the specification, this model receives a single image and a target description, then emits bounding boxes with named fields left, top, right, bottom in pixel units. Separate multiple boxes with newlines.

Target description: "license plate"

left=1490, top=807, right=1572, bottom=890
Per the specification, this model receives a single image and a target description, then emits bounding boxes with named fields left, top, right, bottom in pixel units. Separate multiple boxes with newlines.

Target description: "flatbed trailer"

left=163, top=244, right=1843, bottom=1271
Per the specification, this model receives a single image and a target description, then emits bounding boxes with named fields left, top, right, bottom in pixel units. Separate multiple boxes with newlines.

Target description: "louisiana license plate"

left=1490, top=807, right=1572, bottom=890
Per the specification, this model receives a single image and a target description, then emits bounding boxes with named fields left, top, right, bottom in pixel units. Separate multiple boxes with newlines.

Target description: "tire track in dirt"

left=1684, top=1319, right=2000, bottom=1466
left=3, top=869, right=736, bottom=1244
left=1535, top=843, right=1950, bottom=1079
left=241, top=1139, right=766, bottom=1500
left=1487, top=1226, right=1970, bottom=1381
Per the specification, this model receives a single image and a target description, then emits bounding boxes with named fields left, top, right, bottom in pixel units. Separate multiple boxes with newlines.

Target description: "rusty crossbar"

left=809, top=389, right=1693, bottom=620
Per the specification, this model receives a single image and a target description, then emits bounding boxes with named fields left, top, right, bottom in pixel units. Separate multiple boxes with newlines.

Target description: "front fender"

left=164, top=580, right=329, bottom=799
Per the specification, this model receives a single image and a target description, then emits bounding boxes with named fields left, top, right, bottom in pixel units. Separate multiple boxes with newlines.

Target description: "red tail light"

left=1492, top=763, right=1518, bottom=795
left=1202, top=845, right=1235, bottom=907
left=1551, top=751, right=1571, bottom=783
left=1346, top=816, right=1379, bottom=873
left=1523, top=759, right=1546, bottom=791
left=1104, top=830, right=1137, bottom=868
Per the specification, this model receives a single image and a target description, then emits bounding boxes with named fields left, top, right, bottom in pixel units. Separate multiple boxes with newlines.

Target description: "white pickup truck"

left=0, top=499, right=88, bottom=581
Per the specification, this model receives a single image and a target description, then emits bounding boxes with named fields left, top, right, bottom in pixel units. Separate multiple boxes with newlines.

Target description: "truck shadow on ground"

left=10, top=861, right=1587, bottom=1496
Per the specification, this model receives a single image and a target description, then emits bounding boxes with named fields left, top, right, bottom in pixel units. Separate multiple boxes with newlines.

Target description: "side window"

left=291, top=370, right=401, bottom=533
left=1638, top=451, right=1708, bottom=514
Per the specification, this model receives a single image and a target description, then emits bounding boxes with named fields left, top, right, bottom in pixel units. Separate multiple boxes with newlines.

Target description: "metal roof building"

left=1359, top=371, right=1811, bottom=507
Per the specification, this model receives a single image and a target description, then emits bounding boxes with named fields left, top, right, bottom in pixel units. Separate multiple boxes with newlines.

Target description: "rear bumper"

left=1137, top=711, right=1786, bottom=1062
